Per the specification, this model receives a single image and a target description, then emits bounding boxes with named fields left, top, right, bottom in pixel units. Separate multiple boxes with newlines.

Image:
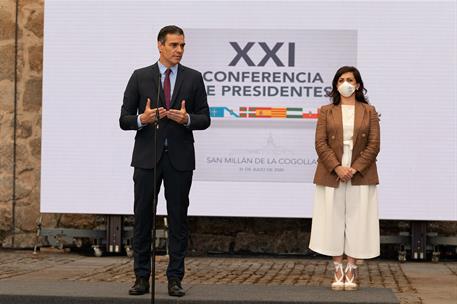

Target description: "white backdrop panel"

left=41, top=0, right=456, bottom=220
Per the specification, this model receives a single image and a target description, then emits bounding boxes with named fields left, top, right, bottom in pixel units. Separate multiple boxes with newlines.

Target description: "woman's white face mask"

left=337, top=81, right=356, bottom=97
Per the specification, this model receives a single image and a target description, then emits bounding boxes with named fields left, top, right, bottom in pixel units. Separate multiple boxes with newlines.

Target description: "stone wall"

left=0, top=0, right=98, bottom=248
left=0, top=0, right=16, bottom=242
left=0, top=0, right=455, bottom=255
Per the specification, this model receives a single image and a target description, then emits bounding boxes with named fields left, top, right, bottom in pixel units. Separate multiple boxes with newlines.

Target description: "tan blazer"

left=313, top=102, right=380, bottom=188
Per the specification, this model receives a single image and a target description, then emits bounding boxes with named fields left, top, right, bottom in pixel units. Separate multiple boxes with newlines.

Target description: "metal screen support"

left=411, top=221, right=427, bottom=260
left=106, top=215, right=123, bottom=253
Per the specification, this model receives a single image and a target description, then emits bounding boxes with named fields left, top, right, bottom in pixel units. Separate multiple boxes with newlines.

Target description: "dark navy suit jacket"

left=120, top=63, right=210, bottom=171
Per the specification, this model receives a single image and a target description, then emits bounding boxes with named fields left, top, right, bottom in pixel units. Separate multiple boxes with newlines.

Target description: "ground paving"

left=0, top=250, right=455, bottom=304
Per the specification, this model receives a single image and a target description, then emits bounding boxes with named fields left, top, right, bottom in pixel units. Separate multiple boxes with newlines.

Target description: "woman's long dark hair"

left=328, top=66, right=369, bottom=105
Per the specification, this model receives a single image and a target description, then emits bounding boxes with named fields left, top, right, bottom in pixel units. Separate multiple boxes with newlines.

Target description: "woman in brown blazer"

left=309, top=66, right=380, bottom=291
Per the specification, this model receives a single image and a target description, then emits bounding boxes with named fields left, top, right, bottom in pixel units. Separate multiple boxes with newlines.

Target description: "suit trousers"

left=133, top=150, right=193, bottom=280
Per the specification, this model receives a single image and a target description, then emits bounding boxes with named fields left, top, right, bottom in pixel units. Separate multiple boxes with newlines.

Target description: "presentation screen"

left=41, top=0, right=456, bottom=220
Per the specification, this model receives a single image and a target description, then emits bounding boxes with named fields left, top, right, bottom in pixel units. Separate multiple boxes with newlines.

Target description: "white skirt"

left=309, top=144, right=380, bottom=259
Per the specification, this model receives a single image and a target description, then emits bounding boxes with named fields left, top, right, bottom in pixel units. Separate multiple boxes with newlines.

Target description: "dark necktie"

left=164, top=69, right=171, bottom=110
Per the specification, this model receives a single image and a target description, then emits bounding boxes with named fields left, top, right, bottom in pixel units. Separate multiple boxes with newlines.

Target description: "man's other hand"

left=167, top=100, right=188, bottom=125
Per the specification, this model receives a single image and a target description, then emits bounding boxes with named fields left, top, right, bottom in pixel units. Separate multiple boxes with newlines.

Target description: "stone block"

left=15, top=180, right=39, bottom=207
left=2, top=231, right=37, bottom=248
left=14, top=177, right=34, bottom=201
left=41, top=213, right=59, bottom=227
left=0, top=203, right=12, bottom=231
left=29, top=137, right=41, bottom=158
left=0, top=45, right=15, bottom=82
left=14, top=200, right=40, bottom=232
left=28, top=44, right=42, bottom=72
left=233, top=230, right=310, bottom=254
left=23, top=4, right=43, bottom=38
left=0, top=79, right=15, bottom=113
left=0, top=144, right=14, bottom=175
left=0, top=174, right=13, bottom=203
left=58, top=214, right=97, bottom=229
left=0, top=3, right=16, bottom=40
left=429, top=221, right=457, bottom=236
left=17, top=119, right=32, bottom=138
left=22, top=77, right=42, bottom=112
left=13, top=142, right=35, bottom=173
left=189, top=233, right=234, bottom=255
left=234, top=232, right=272, bottom=253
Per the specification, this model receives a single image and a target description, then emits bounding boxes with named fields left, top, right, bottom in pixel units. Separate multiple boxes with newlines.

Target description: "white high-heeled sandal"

left=344, top=263, right=358, bottom=291
left=331, top=262, right=345, bottom=291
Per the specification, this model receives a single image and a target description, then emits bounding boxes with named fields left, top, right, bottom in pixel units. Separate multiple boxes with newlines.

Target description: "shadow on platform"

left=0, top=279, right=398, bottom=304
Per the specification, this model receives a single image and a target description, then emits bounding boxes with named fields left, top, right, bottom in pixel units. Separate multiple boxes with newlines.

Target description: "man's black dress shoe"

left=129, top=277, right=150, bottom=295
left=168, top=279, right=185, bottom=297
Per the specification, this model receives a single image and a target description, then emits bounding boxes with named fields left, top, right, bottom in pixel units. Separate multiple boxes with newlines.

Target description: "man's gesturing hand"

left=167, top=100, right=189, bottom=125
left=140, top=98, right=166, bottom=125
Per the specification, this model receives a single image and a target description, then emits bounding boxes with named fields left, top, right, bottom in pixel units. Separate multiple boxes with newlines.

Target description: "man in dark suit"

left=119, top=25, right=210, bottom=297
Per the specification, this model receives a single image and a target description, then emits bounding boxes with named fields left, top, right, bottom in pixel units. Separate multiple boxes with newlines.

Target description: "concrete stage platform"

left=0, top=279, right=398, bottom=304
left=2, top=250, right=456, bottom=303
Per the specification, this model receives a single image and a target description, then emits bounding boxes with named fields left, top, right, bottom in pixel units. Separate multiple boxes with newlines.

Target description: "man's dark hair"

left=157, top=25, right=184, bottom=44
